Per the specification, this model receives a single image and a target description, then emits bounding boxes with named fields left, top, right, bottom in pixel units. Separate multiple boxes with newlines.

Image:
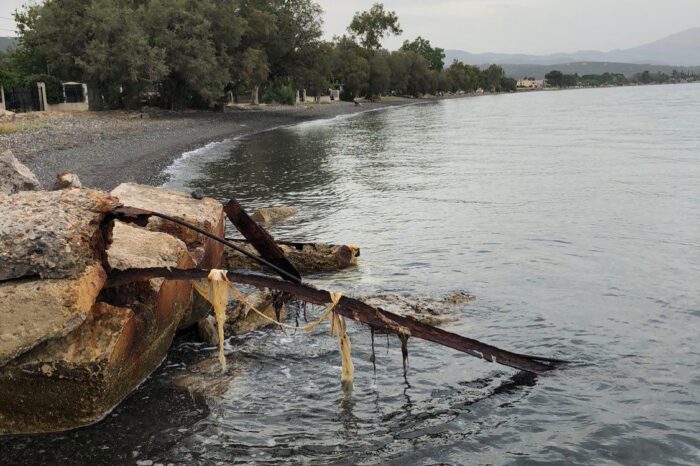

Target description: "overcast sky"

left=2, top=0, right=699, bottom=54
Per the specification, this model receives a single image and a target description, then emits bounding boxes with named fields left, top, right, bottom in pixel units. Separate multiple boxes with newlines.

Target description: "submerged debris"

left=363, top=293, right=478, bottom=325
left=250, top=206, right=298, bottom=224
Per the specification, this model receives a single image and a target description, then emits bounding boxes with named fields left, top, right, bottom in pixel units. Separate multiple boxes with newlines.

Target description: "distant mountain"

left=445, top=27, right=700, bottom=68
left=0, top=37, right=15, bottom=51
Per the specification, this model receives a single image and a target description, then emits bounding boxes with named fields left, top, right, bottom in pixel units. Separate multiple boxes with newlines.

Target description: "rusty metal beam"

left=223, top=199, right=301, bottom=282
left=107, top=267, right=564, bottom=374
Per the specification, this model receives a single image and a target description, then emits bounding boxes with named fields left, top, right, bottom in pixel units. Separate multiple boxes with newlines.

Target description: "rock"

left=363, top=292, right=478, bottom=326
left=0, top=109, right=16, bottom=122
left=0, top=220, right=198, bottom=434
left=0, top=149, right=41, bottom=195
left=0, top=188, right=118, bottom=281
left=223, top=241, right=359, bottom=273
left=197, top=315, right=219, bottom=345
left=103, top=222, right=195, bottom=331
left=111, top=183, right=224, bottom=269
left=250, top=206, right=298, bottom=224
left=0, top=301, right=180, bottom=434
left=167, top=356, right=242, bottom=399
left=111, top=183, right=225, bottom=328
left=225, top=290, right=287, bottom=336
left=52, top=172, right=82, bottom=190
left=0, top=263, right=106, bottom=368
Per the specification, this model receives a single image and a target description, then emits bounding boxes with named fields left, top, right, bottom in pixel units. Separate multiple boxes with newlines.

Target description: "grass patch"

left=0, top=122, right=53, bottom=134
left=0, top=123, right=23, bottom=134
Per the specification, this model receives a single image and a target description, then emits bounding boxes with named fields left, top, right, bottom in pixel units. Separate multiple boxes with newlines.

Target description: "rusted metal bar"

left=223, top=199, right=302, bottom=282
left=111, top=205, right=302, bottom=284
left=107, top=267, right=564, bottom=374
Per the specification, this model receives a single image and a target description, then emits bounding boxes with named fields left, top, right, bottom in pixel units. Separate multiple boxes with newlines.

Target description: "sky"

left=2, top=0, right=699, bottom=54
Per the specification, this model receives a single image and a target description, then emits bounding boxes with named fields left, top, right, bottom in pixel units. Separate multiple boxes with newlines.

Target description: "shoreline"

left=4, top=99, right=430, bottom=191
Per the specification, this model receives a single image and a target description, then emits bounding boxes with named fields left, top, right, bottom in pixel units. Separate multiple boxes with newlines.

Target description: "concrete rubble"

left=224, top=240, right=359, bottom=273
left=0, top=149, right=41, bottom=195
left=250, top=206, right=298, bottom=224
left=0, top=169, right=361, bottom=433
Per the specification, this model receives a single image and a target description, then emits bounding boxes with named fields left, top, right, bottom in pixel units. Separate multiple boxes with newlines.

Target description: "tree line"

left=0, top=1, right=516, bottom=110
left=544, top=69, right=697, bottom=89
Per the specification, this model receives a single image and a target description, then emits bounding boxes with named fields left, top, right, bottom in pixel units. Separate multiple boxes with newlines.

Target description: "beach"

left=2, top=99, right=418, bottom=191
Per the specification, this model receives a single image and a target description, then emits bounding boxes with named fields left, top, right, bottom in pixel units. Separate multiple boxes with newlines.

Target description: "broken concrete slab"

left=104, top=221, right=194, bottom=331
left=111, top=183, right=225, bottom=269
left=0, top=301, right=180, bottom=434
left=223, top=240, right=359, bottom=273
left=0, top=149, right=41, bottom=195
left=111, top=183, right=226, bottom=328
left=250, top=206, right=298, bottom=224
left=0, top=263, right=107, bottom=367
left=0, top=188, right=118, bottom=281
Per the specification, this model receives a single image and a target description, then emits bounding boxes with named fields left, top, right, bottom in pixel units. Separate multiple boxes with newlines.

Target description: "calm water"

left=5, top=84, right=700, bottom=465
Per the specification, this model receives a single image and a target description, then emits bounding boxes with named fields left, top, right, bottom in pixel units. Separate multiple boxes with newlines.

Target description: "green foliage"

left=400, top=37, right=445, bottom=71
left=26, top=74, right=64, bottom=104
left=348, top=3, right=402, bottom=50
left=262, top=83, right=295, bottom=105
left=0, top=69, right=24, bottom=91
left=545, top=70, right=564, bottom=87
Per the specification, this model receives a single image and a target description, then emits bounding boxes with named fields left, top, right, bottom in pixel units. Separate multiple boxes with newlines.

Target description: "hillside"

left=445, top=27, right=700, bottom=67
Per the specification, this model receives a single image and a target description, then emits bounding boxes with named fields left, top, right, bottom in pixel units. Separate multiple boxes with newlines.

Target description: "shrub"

left=262, top=84, right=295, bottom=105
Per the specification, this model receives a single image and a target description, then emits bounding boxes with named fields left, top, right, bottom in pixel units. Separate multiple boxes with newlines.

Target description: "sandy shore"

left=2, top=99, right=422, bottom=191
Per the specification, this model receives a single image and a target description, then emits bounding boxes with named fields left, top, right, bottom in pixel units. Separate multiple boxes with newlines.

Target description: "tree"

left=347, top=3, right=402, bottom=50
left=332, top=37, right=369, bottom=99
left=545, top=70, right=564, bottom=88
left=483, top=64, right=505, bottom=92
left=400, top=36, right=445, bottom=71
left=367, top=51, right=391, bottom=98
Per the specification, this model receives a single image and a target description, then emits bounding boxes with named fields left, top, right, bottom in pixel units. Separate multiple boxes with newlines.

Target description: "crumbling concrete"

left=111, top=183, right=227, bottom=328
left=0, top=301, right=178, bottom=434
left=0, top=263, right=107, bottom=368
left=250, top=206, right=298, bottom=224
left=103, top=222, right=195, bottom=332
left=0, top=188, right=118, bottom=281
left=363, top=293, right=478, bottom=325
left=0, top=149, right=41, bottom=195
left=223, top=241, right=359, bottom=273
left=52, top=172, right=82, bottom=190
left=111, top=183, right=225, bottom=328
left=0, top=221, right=197, bottom=434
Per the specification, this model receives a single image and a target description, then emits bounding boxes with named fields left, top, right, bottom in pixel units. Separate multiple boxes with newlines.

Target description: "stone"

left=0, top=110, right=16, bottom=122
left=197, top=315, right=219, bottom=345
left=223, top=241, right=359, bottom=273
left=0, top=221, right=199, bottom=434
left=111, top=183, right=225, bottom=269
left=0, top=149, right=41, bottom=195
left=225, top=290, right=287, bottom=336
left=52, top=172, right=82, bottom=190
left=0, top=263, right=107, bottom=367
left=363, top=293, right=478, bottom=326
left=111, top=183, right=226, bottom=328
left=0, top=301, right=180, bottom=434
left=103, top=222, right=194, bottom=331
left=0, top=188, right=118, bottom=281
left=250, top=206, right=298, bottom=224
